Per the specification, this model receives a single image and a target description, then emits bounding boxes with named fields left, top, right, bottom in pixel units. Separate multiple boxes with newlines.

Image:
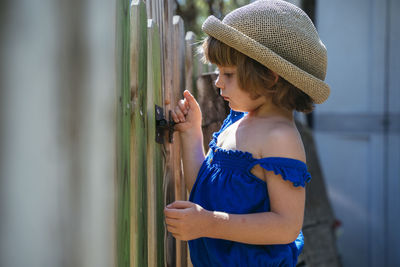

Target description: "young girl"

left=164, top=0, right=330, bottom=266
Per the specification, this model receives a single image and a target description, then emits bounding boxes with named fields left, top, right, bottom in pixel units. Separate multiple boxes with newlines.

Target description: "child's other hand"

left=171, top=90, right=202, bottom=134
left=164, top=200, right=211, bottom=241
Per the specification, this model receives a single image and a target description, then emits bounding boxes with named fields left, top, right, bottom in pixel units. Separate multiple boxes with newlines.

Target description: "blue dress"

left=188, top=110, right=311, bottom=267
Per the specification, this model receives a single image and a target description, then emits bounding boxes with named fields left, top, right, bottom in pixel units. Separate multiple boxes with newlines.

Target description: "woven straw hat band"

left=202, top=0, right=330, bottom=104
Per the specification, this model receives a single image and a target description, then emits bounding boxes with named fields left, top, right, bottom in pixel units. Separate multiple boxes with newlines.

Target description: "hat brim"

left=202, top=16, right=330, bottom=104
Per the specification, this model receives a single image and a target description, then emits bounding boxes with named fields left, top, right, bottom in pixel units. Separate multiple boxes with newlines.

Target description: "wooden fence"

left=117, top=0, right=208, bottom=266
left=118, top=1, right=342, bottom=267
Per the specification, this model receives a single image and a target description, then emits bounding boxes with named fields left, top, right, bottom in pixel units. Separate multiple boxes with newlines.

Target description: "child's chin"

left=230, top=106, right=245, bottom=113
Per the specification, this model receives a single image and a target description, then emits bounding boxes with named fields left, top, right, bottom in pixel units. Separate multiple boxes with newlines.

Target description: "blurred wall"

left=0, top=1, right=116, bottom=266
left=315, top=0, right=400, bottom=266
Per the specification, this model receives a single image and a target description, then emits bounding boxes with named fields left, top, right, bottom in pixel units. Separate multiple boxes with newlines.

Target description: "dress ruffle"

left=209, top=110, right=311, bottom=187
left=210, top=143, right=312, bottom=187
left=253, top=158, right=312, bottom=187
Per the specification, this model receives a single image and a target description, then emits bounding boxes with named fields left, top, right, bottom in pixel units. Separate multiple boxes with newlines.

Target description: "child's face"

left=215, top=65, right=266, bottom=113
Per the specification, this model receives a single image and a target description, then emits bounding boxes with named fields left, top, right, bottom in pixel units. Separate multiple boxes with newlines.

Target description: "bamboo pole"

left=130, top=1, right=148, bottom=267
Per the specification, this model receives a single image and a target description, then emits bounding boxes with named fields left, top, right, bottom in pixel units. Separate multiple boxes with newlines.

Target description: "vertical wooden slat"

left=172, top=15, right=188, bottom=267
left=147, top=18, right=164, bottom=267
left=196, top=50, right=205, bottom=79
left=162, top=0, right=176, bottom=266
left=130, top=1, right=148, bottom=267
left=149, top=8, right=168, bottom=266
left=116, top=0, right=131, bottom=266
left=185, top=31, right=197, bottom=98
left=146, top=18, right=157, bottom=267
left=196, top=43, right=212, bottom=75
left=184, top=30, right=197, bottom=267
left=145, top=1, right=170, bottom=265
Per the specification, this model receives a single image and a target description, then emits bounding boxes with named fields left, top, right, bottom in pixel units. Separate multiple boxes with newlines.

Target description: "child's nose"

left=215, top=76, right=224, bottom=89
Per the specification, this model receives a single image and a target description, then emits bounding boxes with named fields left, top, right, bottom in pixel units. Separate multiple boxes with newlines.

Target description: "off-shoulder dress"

left=188, top=110, right=311, bottom=267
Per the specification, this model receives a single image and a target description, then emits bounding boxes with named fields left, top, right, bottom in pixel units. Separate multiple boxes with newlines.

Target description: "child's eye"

left=224, top=73, right=233, bottom=78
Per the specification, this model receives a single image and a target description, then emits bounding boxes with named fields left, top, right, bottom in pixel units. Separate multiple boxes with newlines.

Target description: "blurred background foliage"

left=174, top=0, right=251, bottom=37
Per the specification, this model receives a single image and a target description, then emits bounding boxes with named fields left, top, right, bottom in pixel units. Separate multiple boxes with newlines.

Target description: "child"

left=164, top=0, right=329, bottom=266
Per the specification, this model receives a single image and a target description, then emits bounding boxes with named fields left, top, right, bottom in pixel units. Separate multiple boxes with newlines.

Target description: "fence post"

left=146, top=18, right=164, bottom=267
left=185, top=31, right=198, bottom=99
left=130, top=1, right=148, bottom=266
left=158, top=1, right=176, bottom=266
left=172, top=15, right=188, bottom=267
left=116, top=0, right=132, bottom=266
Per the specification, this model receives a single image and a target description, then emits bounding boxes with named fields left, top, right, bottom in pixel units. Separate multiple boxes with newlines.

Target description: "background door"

left=315, top=0, right=400, bottom=266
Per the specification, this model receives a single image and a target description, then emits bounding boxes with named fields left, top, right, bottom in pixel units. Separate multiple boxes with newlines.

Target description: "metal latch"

left=155, top=105, right=176, bottom=144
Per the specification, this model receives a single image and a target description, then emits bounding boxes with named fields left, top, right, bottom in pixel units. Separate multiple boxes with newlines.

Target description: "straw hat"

left=202, top=0, right=330, bottom=104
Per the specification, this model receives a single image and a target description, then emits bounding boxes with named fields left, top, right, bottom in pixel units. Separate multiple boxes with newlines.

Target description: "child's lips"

left=221, top=96, right=229, bottom=100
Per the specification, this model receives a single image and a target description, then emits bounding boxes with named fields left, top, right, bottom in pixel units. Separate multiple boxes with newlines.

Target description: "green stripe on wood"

left=131, top=1, right=148, bottom=267
left=147, top=19, right=164, bottom=267
left=116, top=0, right=131, bottom=266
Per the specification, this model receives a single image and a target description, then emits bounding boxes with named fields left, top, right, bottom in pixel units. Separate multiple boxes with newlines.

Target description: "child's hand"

left=164, top=200, right=211, bottom=241
left=171, top=90, right=202, bottom=134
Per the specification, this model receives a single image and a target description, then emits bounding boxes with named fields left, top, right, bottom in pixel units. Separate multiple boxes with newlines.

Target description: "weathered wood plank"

left=184, top=30, right=198, bottom=267
left=130, top=1, right=148, bottom=267
left=116, top=0, right=132, bottom=266
left=161, top=1, right=176, bottom=266
left=172, top=15, right=188, bottom=267
left=147, top=18, right=164, bottom=267
left=185, top=31, right=198, bottom=98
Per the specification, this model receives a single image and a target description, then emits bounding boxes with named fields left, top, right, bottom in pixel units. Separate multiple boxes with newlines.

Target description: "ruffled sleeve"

left=250, top=157, right=311, bottom=187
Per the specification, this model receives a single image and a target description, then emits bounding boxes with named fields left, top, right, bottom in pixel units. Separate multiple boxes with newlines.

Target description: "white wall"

left=315, top=0, right=400, bottom=266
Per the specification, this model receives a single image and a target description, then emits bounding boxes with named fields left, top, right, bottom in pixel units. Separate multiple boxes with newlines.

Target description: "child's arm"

left=171, top=90, right=205, bottom=192
left=164, top=126, right=306, bottom=244
left=164, top=175, right=304, bottom=245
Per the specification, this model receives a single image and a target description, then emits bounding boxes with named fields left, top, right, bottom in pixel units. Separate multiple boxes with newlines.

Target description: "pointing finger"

left=183, top=90, right=198, bottom=109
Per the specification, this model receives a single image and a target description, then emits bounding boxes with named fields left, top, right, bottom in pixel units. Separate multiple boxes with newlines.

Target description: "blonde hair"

left=202, top=37, right=315, bottom=113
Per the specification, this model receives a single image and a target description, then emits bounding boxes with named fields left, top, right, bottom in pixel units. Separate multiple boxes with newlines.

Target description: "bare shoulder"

left=245, top=118, right=306, bottom=163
